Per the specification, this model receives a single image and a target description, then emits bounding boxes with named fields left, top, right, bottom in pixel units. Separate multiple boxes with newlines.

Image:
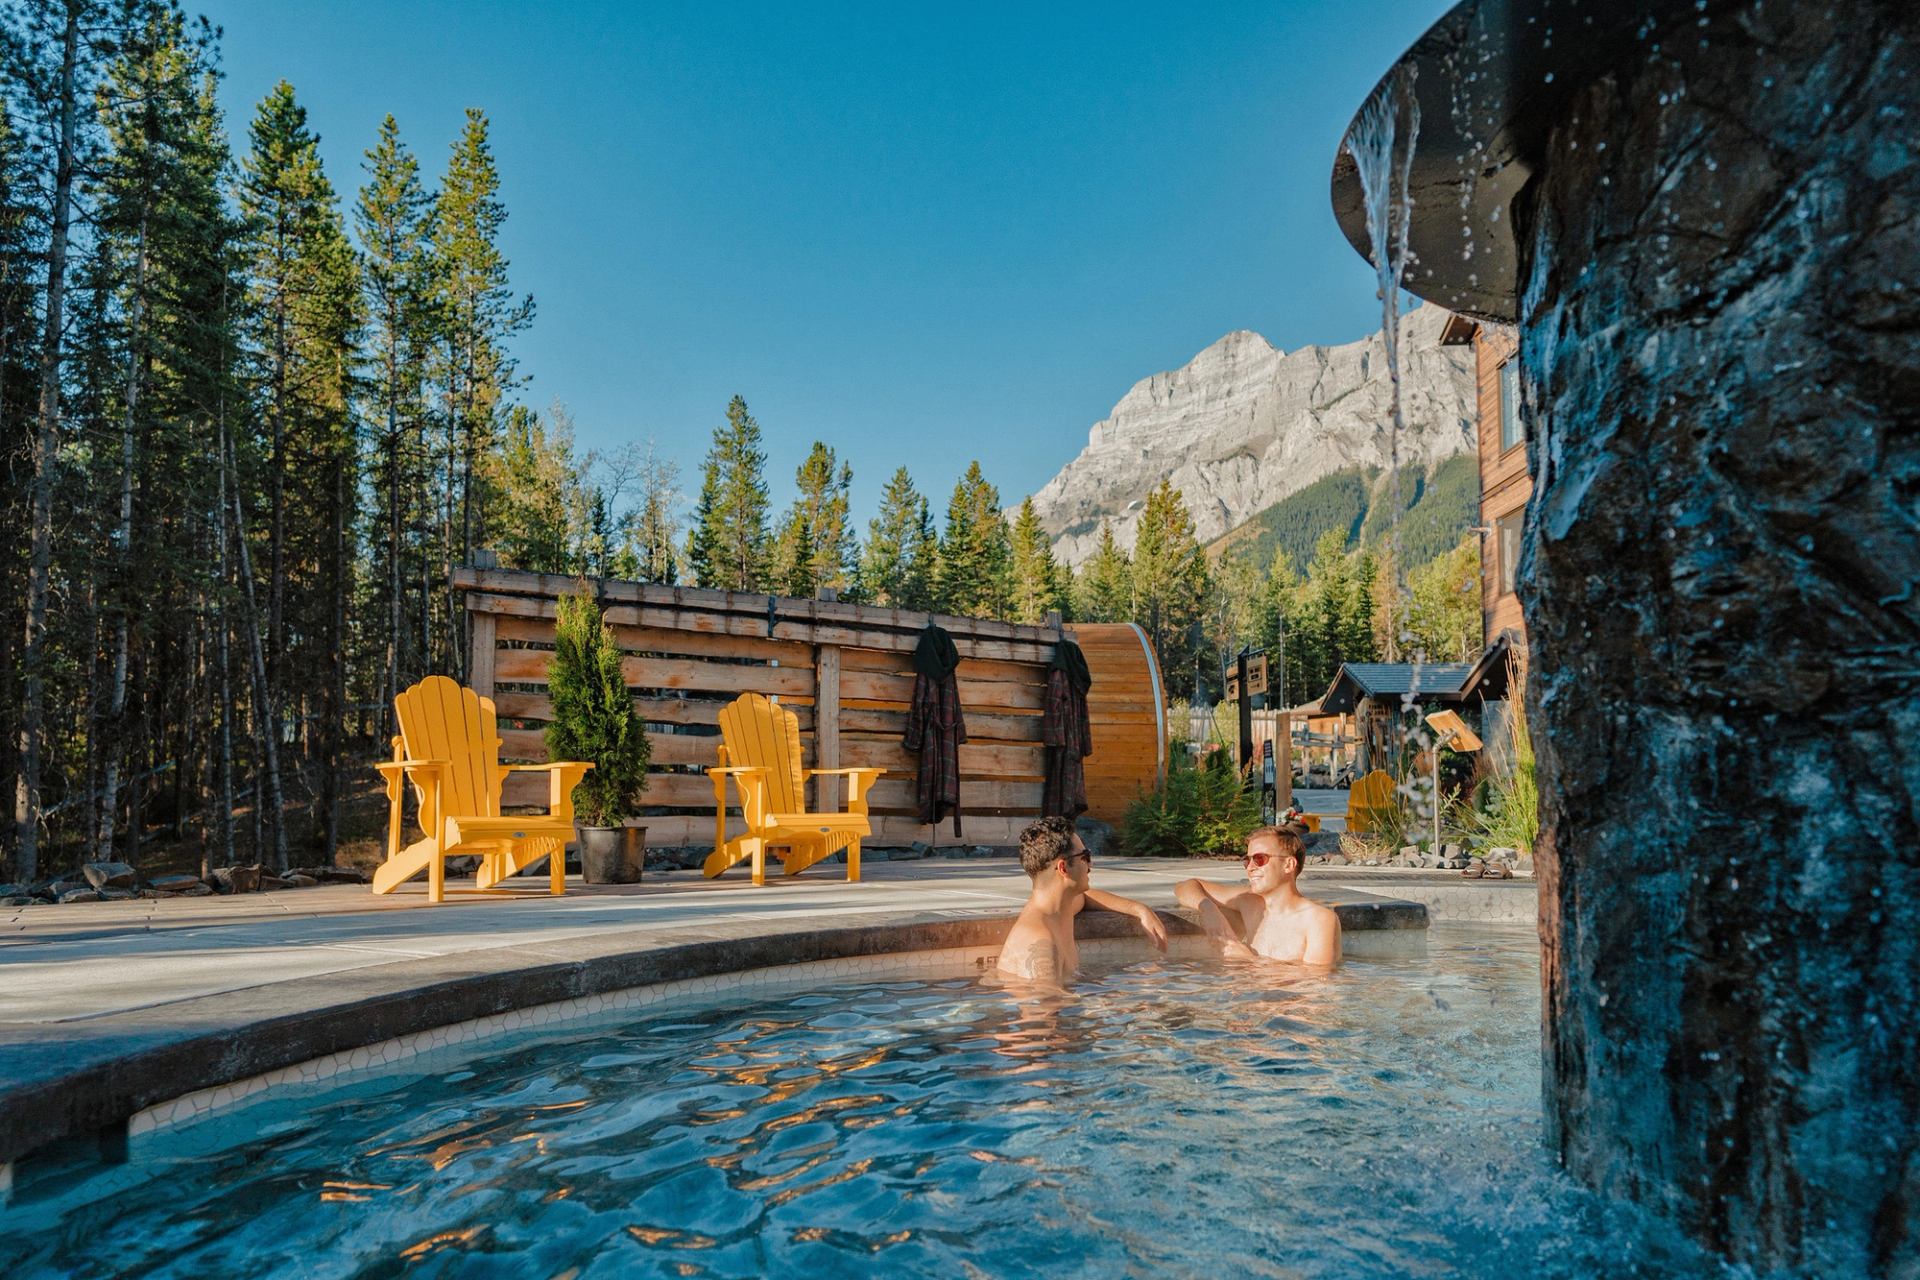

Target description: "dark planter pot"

left=576, top=825, right=645, bottom=885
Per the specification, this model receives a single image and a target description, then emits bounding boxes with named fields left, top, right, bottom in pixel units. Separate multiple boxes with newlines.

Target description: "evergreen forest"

left=0, top=2, right=1482, bottom=884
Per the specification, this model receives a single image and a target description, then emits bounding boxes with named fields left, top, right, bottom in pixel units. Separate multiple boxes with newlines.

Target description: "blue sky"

left=202, top=0, right=1451, bottom=524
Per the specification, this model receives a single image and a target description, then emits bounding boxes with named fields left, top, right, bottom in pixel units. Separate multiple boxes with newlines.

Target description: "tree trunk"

left=11, top=9, right=81, bottom=882
left=385, top=403, right=400, bottom=734
left=98, top=203, right=148, bottom=857
left=266, top=224, right=288, bottom=703
left=215, top=420, right=235, bottom=868
left=226, top=428, right=288, bottom=872
left=320, top=440, right=345, bottom=864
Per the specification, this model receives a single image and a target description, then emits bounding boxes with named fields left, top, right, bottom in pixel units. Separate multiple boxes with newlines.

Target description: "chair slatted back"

left=395, top=676, right=503, bottom=826
left=717, top=693, right=806, bottom=816
left=1348, top=768, right=1395, bottom=832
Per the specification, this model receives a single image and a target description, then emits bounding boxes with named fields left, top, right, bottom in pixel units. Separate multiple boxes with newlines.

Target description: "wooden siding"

left=454, top=567, right=1166, bottom=847
left=1474, top=325, right=1531, bottom=647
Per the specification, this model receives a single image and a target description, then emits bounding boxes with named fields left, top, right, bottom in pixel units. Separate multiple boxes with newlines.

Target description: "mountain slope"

left=1209, top=455, right=1479, bottom=574
left=1030, top=306, right=1476, bottom=565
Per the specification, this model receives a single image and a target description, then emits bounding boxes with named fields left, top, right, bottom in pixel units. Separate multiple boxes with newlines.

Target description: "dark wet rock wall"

left=1515, top=1, right=1918, bottom=1273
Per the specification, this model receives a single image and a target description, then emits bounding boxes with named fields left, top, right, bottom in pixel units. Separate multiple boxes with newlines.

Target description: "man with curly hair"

left=996, top=816, right=1167, bottom=984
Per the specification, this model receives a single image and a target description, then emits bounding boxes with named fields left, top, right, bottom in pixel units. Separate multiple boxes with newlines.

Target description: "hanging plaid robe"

left=1042, top=639, right=1093, bottom=819
left=903, top=624, right=966, bottom=834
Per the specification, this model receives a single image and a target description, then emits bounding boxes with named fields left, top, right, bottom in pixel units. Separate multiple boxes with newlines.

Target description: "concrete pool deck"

left=0, top=855, right=1525, bottom=1185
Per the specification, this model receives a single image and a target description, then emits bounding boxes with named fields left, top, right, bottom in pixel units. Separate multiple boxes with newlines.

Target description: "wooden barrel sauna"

left=1066, top=623, right=1167, bottom=823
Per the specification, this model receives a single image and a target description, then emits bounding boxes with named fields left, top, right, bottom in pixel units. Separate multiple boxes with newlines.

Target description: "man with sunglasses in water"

left=1175, top=826, right=1342, bottom=966
left=996, top=816, right=1168, bottom=984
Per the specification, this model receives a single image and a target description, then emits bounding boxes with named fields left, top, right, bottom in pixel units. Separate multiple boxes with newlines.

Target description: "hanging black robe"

left=1041, top=639, right=1093, bottom=819
left=903, top=624, right=966, bottom=834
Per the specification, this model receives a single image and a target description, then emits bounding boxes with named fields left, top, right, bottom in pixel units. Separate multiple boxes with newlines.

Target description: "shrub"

left=545, top=584, right=650, bottom=827
left=1117, top=748, right=1262, bottom=858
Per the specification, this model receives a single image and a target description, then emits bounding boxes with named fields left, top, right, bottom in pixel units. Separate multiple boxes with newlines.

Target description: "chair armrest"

left=502, top=761, right=593, bottom=818
left=708, top=766, right=774, bottom=830
left=805, top=767, right=884, bottom=809
left=375, top=758, right=446, bottom=776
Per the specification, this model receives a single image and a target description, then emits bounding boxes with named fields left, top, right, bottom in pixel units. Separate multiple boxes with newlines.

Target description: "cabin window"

left=1498, top=359, right=1522, bottom=451
left=1497, top=509, right=1523, bottom=595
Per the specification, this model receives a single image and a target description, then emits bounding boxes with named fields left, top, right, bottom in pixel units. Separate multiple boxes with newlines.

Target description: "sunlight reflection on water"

left=7, top=926, right=1735, bottom=1278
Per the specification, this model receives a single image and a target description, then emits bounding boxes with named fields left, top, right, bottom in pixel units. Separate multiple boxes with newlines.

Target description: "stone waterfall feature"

left=1330, top=1, right=1918, bottom=1275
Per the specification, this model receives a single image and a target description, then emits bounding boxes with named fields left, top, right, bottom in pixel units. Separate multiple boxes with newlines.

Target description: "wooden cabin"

left=451, top=565, right=1167, bottom=848
left=1318, top=646, right=1513, bottom=777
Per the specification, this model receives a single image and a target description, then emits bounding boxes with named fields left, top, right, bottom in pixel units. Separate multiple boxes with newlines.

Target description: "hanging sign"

left=1246, top=653, right=1269, bottom=697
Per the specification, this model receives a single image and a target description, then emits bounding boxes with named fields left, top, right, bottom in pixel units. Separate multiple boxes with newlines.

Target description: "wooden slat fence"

left=455, top=566, right=1165, bottom=848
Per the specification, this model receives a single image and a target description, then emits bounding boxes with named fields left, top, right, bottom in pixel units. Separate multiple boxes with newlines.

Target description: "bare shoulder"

left=998, top=910, right=1063, bottom=982
left=1307, top=898, right=1342, bottom=930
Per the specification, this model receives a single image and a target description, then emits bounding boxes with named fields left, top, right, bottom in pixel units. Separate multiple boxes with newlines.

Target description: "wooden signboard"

left=1225, top=676, right=1240, bottom=703
left=1246, top=653, right=1269, bottom=697
left=1424, top=708, right=1484, bottom=752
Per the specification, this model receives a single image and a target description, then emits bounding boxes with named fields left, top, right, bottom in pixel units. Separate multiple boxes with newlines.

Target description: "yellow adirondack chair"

left=704, top=692, right=883, bottom=886
left=372, top=675, right=594, bottom=903
left=1346, top=768, right=1396, bottom=834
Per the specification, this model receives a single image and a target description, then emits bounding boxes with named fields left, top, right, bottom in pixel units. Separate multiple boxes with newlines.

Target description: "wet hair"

left=1019, top=816, right=1078, bottom=877
left=1247, top=825, right=1306, bottom=876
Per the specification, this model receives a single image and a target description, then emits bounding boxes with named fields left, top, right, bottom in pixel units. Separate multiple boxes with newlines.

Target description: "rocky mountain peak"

left=1033, top=307, right=1476, bottom=565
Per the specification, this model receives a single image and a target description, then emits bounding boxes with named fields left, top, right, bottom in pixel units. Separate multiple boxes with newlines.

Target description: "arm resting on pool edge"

left=1174, top=879, right=1259, bottom=958
left=1081, top=887, right=1168, bottom=950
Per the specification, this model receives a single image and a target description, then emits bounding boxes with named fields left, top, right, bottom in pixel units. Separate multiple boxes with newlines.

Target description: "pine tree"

left=432, top=107, right=530, bottom=669
left=1131, top=479, right=1209, bottom=696
left=621, top=441, right=679, bottom=584
left=1007, top=497, right=1061, bottom=624
left=691, top=395, right=769, bottom=590
left=683, top=461, right=720, bottom=587
left=934, top=461, right=1012, bottom=618
left=859, top=466, right=934, bottom=609
left=356, top=112, right=433, bottom=721
left=236, top=78, right=362, bottom=864
left=770, top=442, right=853, bottom=597
left=1074, top=520, right=1132, bottom=622
left=493, top=403, right=580, bottom=572
left=10, top=0, right=110, bottom=879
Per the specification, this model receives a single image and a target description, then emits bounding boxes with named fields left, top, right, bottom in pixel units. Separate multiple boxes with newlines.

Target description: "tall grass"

left=1462, top=657, right=1538, bottom=854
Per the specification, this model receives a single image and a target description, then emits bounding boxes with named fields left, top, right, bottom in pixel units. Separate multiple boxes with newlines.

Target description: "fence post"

left=469, top=611, right=496, bottom=700
left=814, top=587, right=842, bottom=811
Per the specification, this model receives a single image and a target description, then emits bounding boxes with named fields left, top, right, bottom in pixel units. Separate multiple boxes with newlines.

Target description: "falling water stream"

left=1344, top=67, right=1439, bottom=840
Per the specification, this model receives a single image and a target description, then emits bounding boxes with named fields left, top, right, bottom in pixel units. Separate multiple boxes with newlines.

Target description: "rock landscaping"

left=1, top=859, right=374, bottom=907
left=1308, top=842, right=1529, bottom=876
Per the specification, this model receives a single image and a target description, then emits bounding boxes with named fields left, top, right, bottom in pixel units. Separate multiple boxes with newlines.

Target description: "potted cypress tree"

left=545, top=584, right=650, bottom=883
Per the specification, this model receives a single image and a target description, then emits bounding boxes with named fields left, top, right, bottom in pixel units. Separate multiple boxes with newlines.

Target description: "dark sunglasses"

left=1243, top=851, right=1283, bottom=869
left=1063, top=851, right=1093, bottom=867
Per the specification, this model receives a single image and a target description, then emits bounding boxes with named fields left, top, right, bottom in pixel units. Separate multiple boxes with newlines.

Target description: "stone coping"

left=0, top=858, right=1425, bottom=1175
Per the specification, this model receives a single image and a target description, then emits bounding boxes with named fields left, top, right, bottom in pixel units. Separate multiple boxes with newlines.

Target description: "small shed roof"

left=1320, top=662, right=1478, bottom=715
left=1318, top=631, right=1515, bottom=716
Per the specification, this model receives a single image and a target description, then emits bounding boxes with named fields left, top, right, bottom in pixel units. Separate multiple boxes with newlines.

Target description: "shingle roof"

left=1319, top=662, right=1475, bottom=714
left=1317, top=633, right=1518, bottom=715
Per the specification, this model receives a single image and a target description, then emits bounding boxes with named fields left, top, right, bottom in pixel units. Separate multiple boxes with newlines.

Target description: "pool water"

left=5, top=926, right=1734, bottom=1278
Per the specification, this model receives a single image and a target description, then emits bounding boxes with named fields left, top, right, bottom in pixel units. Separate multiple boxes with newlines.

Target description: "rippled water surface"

left=8, top=925, right=1729, bottom=1278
